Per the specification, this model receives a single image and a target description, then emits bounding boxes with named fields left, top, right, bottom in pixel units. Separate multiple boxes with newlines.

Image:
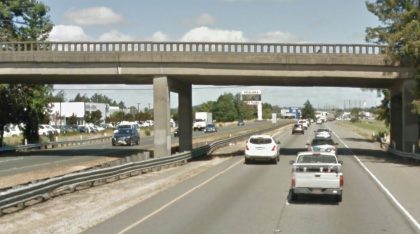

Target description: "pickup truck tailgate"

left=294, top=164, right=341, bottom=188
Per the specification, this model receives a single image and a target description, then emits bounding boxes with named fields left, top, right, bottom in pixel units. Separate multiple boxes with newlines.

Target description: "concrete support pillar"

left=390, top=80, right=419, bottom=152
left=153, top=76, right=171, bottom=157
left=177, top=83, right=192, bottom=152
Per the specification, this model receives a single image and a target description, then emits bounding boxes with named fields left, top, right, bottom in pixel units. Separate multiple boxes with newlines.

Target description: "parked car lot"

left=245, top=135, right=280, bottom=164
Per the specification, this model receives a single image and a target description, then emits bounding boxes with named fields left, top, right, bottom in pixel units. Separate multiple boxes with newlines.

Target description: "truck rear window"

left=250, top=138, right=272, bottom=144
left=297, top=155, right=337, bottom=163
left=311, top=139, right=334, bottom=145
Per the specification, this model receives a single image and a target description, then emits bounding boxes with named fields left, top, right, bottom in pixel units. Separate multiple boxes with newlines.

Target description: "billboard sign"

left=241, top=90, right=261, bottom=104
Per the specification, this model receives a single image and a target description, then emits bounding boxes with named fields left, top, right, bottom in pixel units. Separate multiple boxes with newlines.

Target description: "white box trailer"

left=193, top=112, right=213, bottom=131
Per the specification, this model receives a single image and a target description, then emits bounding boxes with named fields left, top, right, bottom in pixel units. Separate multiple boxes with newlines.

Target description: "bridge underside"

left=0, top=74, right=397, bottom=89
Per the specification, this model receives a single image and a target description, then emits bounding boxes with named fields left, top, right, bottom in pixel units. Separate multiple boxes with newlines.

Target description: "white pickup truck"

left=289, top=152, right=343, bottom=202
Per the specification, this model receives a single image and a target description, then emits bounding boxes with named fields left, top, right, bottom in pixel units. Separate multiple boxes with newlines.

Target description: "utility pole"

left=137, top=103, right=141, bottom=113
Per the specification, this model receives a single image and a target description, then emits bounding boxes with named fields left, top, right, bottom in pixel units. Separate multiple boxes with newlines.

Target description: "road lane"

left=85, top=123, right=417, bottom=234
left=327, top=121, right=420, bottom=230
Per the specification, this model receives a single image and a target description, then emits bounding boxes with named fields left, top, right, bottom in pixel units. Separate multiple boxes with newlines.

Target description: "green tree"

left=71, top=93, right=90, bottom=102
left=262, top=103, right=273, bottom=119
left=109, top=111, right=125, bottom=124
left=0, top=0, right=53, bottom=144
left=301, top=100, right=316, bottom=119
left=90, top=110, right=102, bottom=125
left=376, top=89, right=391, bottom=126
left=197, top=101, right=216, bottom=112
left=366, top=0, right=420, bottom=113
left=47, top=90, right=65, bottom=102
left=213, top=93, right=238, bottom=122
left=234, top=93, right=255, bottom=120
left=66, top=114, right=78, bottom=126
left=350, top=108, right=362, bottom=122
left=118, top=101, right=126, bottom=109
left=0, top=0, right=53, bottom=41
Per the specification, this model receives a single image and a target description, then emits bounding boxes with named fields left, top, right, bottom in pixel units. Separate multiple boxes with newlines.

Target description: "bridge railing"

left=0, top=41, right=387, bottom=55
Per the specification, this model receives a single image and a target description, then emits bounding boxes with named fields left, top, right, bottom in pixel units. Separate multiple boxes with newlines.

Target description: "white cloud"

left=64, top=7, right=123, bottom=26
left=181, top=26, right=247, bottom=42
left=149, top=31, right=169, bottom=41
left=98, top=30, right=135, bottom=41
left=194, top=13, right=216, bottom=26
left=256, top=31, right=301, bottom=43
left=48, top=25, right=90, bottom=41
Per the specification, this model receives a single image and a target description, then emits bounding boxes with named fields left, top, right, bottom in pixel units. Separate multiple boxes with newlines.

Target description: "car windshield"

left=311, top=139, right=334, bottom=145
left=294, top=124, right=301, bottom=127
left=117, top=129, right=132, bottom=134
left=297, top=154, right=337, bottom=163
left=250, top=137, right=272, bottom=144
left=206, top=124, right=215, bottom=127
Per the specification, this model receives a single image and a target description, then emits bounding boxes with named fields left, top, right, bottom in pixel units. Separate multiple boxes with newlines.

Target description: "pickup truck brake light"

left=291, top=175, right=296, bottom=187
left=271, top=145, right=276, bottom=151
left=340, top=175, right=344, bottom=187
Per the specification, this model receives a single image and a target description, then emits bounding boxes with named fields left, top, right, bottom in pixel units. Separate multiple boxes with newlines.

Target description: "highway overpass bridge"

left=0, top=41, right=417, bottom=156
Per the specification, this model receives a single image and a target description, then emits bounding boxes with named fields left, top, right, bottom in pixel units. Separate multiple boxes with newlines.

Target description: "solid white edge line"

left=117, top=158, right=243, bottom=234
left=331, top=130, right=420, bottom=232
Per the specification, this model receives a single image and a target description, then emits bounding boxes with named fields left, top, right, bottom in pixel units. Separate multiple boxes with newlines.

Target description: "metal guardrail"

left=387, top=146, right=420, bottom=161
left=0, top=41, right=387, bottom=55
left=0, top=122, right=288, bottom=216
left=0, top=136, right=112, bottom=153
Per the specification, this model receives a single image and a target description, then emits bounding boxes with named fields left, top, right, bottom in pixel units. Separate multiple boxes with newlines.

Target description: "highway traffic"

left=1, top=121, right=417, bottom=234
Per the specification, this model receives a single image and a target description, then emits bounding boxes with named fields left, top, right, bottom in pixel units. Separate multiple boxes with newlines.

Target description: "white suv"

left=245, top=135, right=280, bottom=164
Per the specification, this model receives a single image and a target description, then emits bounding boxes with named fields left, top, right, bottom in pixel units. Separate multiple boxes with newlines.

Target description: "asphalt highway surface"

left=84, top=122, right=418, bottom=234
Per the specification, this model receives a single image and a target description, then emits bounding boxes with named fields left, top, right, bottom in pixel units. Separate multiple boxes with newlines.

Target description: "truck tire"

left=290, top=190, right=298, bottom=202
left=244, top=158, right=251, bottom=164
left=336, top=194, right=342, bottom=203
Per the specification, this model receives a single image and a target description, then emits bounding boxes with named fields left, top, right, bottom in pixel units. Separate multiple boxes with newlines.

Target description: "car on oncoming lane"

left=112, top=128, right=140, bottom=146
left=245, top=135, right=280, bottom=164
left=204, top=124, right=217, bottom=133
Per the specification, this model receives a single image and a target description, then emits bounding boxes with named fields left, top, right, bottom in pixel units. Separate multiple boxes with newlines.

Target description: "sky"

left=41, top=0, right=384, bottom=110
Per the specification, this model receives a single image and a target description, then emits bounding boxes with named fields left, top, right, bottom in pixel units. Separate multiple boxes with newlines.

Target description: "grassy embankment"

left=336, top=120, right=389, bottom=142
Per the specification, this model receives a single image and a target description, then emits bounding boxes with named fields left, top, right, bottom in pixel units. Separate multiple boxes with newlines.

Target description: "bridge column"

left=390, top=80, right=419, bottom=152
left=176, top=82, right=192, bottom=152
left=153, top=76, right=171, bottom=157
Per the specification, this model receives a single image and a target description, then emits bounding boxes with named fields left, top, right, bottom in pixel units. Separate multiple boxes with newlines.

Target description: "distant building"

left=48, top=102, right=121, bottom=126
left=280, top=107, right=300, bottom=119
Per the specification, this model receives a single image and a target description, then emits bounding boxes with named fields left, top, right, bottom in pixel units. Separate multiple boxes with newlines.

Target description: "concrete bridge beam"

left=175, top=82, right=192, bottom=152
left=153, top=76, right=193, bottom=157
left=153, top=76, right=171, bottom=157
left=390, top=80, right=419, bottom=152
